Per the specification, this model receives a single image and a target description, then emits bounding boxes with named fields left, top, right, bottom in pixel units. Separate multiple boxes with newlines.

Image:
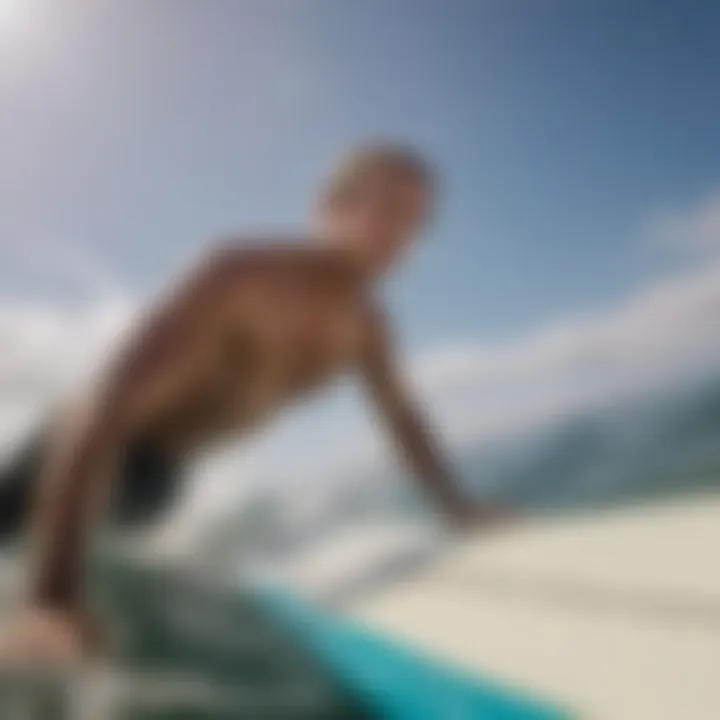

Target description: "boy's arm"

left=13, top=252, right=242, bottom=663
left=29, top=253, right=241, bottom=611
left=359, top=311, right=478, bottom=525
left=31, top=338, right=202, bottom=611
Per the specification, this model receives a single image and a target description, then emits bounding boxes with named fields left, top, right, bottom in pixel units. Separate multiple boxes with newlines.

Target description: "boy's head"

left=315, top=143, right=435, bottom=275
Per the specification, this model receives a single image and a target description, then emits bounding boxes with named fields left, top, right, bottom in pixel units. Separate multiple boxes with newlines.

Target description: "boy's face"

left=322, top=172, right=433, bottom=275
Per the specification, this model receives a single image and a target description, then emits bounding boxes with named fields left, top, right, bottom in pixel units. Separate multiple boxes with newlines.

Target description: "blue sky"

left=2, top=1, right=720, bottom=535
left=1, top=1, right=718, bottom=336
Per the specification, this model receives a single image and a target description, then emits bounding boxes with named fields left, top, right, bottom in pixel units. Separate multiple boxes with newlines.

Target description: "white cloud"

left=0, top=227, right=134, bottom=454
left=0, top=298, right=133, bottom=460
left=644, top=191, right=720, bottom=257
left=409, top=260, right=720, bottom=444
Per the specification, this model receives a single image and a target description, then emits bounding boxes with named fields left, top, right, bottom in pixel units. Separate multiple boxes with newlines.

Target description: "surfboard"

left=1, top=494, right=716, bottom=718
left=343, top=494, right=720, bottom=719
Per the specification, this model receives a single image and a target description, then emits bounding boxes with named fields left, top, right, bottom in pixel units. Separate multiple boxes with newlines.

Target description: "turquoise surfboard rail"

left=262, top=590, right=573, bottom=720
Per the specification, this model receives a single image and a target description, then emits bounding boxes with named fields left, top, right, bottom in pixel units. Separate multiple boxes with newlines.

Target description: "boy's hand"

left=0, top=606, right=104, bottom=666
left=446, top=500, right=517, bottom=534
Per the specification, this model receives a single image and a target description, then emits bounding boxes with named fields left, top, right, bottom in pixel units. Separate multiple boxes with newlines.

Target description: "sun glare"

left=0, top=0, right=18, bottom=23
left=0, top=0, right=33, bottom=46
left=0, top=0, right=23, bottom=36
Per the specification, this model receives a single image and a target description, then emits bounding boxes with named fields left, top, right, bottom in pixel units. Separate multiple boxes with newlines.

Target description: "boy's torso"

left=132, top=242, right=378, bottom=455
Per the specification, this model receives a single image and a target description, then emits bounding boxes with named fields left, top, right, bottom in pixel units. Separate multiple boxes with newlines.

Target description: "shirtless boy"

left=1, top=144, right=497, bottom=661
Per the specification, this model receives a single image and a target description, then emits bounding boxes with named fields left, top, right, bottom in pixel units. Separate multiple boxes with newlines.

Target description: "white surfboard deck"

left=341, top=494, right=720, bottom=719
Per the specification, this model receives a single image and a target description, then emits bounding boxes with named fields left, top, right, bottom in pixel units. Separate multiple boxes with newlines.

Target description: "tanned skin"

left=2, top=160, right=496, bottom=662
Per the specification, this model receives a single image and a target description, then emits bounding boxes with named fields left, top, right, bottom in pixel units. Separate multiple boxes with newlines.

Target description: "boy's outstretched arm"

left=359, top=310, right=483, bottom=527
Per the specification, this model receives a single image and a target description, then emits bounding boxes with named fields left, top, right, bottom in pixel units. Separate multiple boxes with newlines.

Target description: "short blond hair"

left=322, top=143, right=435, bottom=206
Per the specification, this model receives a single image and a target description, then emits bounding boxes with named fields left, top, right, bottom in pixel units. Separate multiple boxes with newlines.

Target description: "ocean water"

left=0, top=559, right=567, bottom=720
left=0, top=560, right=374, bottom=719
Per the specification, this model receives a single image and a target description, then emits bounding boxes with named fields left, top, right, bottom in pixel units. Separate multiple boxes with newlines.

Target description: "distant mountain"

left=458, top=376, right=720, bottom=511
